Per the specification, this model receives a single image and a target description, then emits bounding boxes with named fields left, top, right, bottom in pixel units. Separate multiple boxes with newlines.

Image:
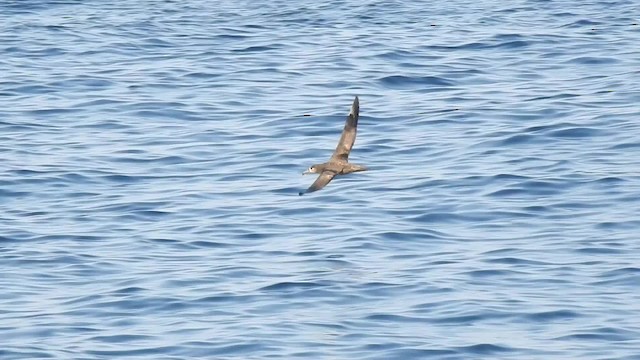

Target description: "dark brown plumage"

left=299, top=96, right=367, bottom=195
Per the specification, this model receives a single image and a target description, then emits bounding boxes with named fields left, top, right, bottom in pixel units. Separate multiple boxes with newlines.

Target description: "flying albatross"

left=299, top=96, right=367, bottom=195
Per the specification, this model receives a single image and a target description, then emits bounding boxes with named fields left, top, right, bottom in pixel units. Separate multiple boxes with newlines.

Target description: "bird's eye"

left=310, top=167, right=315, bottom=171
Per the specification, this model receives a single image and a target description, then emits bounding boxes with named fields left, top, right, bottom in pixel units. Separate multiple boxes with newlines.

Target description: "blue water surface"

left=1, top=0, right=640, bottom=359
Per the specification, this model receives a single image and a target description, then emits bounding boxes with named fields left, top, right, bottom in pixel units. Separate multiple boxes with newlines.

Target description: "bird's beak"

left=302, top=170, right=311, bottom=175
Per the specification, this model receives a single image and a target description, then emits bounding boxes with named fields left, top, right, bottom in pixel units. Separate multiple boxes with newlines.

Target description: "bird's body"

left=299, top=96, right=367, bottom=195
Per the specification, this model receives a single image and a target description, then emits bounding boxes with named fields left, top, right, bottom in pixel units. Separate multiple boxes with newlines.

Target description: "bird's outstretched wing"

left=331, top=96, right=359, bottom=162
left=299, top=171, right=337, bottom=196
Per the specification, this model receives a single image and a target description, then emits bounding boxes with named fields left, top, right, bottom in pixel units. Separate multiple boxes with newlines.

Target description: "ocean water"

left=1, top=0, right=640, bottom=359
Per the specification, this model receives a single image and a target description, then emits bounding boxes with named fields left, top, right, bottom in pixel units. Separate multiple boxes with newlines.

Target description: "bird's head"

left=302, top=164, right=325, bottom=175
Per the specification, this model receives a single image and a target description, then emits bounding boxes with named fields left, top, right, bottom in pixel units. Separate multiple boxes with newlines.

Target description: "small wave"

left=379, top=75, right=454, bottom=89
left=565, top=56, right=619, bottom=65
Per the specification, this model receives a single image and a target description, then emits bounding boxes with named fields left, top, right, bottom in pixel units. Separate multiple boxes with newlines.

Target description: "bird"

left=299, top=96, right=367, bottom=195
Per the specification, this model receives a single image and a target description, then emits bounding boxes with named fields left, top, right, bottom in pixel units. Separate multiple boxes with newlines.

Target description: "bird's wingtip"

left=350, top=96, right=359, bottom=116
